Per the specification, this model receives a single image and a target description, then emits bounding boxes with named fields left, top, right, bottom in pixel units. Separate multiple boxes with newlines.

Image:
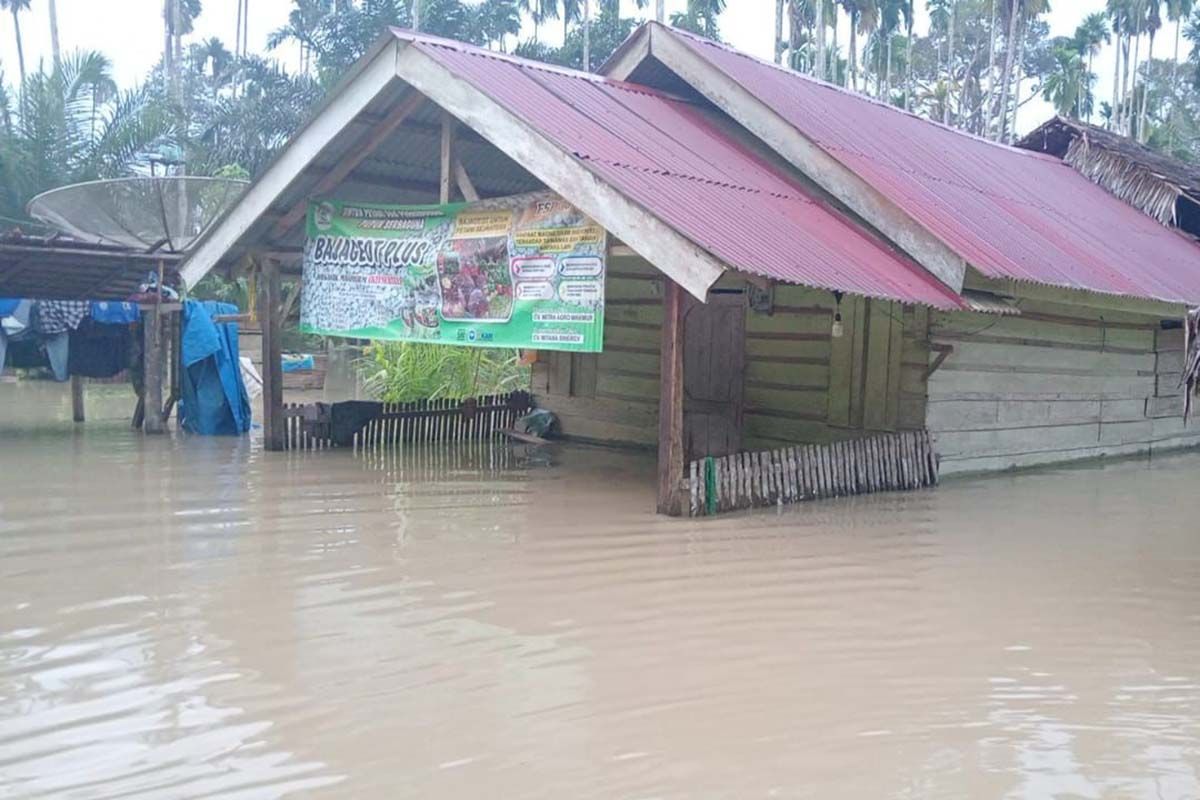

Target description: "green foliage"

left=360, top=342, right=529, bottom=402
left=0, top=51, right=170, bottom=222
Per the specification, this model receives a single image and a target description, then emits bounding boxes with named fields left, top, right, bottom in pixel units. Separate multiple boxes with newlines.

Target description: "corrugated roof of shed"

left=399, top=31, right=965, bottom=309
left=651, top=24, right=1200, bottom=306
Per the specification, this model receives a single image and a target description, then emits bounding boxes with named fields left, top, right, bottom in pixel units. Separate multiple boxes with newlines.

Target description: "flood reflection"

left=2, top=382, right=1200, bottom=798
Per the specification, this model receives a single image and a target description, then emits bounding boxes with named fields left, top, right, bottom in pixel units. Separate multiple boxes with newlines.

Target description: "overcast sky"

left=0, top=0, right=1152, bottom=135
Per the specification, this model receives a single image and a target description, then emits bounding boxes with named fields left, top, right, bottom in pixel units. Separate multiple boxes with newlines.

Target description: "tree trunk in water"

left=775, top=0, right=785, bottom=64
left=48, top=0, right=60, bottom=66
left=583, top=0, right=591, bottom=71
left=996, top=0, right=1019, bottom=141
left=11, top=9, right=24, bottom=87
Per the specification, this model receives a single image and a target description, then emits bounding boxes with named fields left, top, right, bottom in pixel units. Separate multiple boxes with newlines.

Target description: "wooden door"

left=683, top=292, right=745, bottom=462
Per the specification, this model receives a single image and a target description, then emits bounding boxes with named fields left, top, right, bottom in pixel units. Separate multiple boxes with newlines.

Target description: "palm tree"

left=1, top=0, right=30, bottom=87
left=1042, top=45, right=1091, bottom=118
left=0, top=51, right=170, bottom=220
left=269, top=0, right=329, bottom=73
left=1168, top=0, right=1194, bottom=82
left=1075, top=12, right=1109, bottom=122
left=561, top=0, right=581, bottom=44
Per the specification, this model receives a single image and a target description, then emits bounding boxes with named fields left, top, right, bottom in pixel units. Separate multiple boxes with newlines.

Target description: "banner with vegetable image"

left=299, top=192, right=606, bottom=352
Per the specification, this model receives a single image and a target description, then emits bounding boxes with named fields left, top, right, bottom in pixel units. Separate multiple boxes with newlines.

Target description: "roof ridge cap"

left=394, top=27, right=690, bottom=102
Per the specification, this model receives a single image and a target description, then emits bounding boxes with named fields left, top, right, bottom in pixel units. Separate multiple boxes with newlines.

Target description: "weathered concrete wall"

left=926, top=297, right=1199, bottom=475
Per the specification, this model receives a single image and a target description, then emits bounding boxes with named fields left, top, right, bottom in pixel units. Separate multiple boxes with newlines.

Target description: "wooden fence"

left=687, top=430, right=938, bottom=516
left=280, top=391, right=533, bottom=452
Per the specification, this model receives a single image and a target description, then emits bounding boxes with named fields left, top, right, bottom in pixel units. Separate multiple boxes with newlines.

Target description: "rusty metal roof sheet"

left=656, top=25, right=1200, bottom=306
left=398, top=31, right=965, bottom=309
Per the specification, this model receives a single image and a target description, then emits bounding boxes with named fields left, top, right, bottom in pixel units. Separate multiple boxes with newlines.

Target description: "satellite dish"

left=27, top=176, right=247, bottom=253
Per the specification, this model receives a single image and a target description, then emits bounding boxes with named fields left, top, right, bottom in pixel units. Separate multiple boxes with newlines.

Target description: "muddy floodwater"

left=3, top=383, right=1200, bottom=798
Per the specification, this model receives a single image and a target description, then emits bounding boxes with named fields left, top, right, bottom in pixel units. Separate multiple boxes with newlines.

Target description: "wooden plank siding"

left=926, top=296, right=1198, bottom=475
left=533, top=254, right=935, bottom=451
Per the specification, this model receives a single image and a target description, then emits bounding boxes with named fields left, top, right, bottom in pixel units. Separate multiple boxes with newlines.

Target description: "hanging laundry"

left=68, top=318, right=132, bottom=378
left=89, top=301, right=141, bottom=325
left=34, top=301, right=88, bottom=335
left=43, top=331, right=69, bottom=381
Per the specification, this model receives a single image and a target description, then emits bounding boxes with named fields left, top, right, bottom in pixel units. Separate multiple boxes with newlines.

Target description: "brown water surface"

left=3, top=382, right=1200, bottom=798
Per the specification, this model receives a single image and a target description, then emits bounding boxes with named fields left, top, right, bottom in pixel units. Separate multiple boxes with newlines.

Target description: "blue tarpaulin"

left=179, top=300, right=251, bottom=435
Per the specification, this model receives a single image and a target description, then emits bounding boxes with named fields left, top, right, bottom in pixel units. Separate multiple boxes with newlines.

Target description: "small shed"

left=0, top=232, right=182, bottom=430
left=180, top=26, right=1200, bottom=516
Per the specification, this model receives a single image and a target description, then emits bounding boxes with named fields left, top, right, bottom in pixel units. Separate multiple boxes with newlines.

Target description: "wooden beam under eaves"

left=270, top=90, right=427, bottom=241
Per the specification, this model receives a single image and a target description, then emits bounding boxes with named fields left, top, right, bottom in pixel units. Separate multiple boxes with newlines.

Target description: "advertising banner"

left=299, top=192, right=606, bottom=352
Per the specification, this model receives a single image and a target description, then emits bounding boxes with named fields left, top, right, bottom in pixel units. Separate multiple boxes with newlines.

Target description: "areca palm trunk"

left=775, top=0, right=785, bottom=63
left=656, top=0, right=664, bottom=22
left=984, top=0, right=998, bottom=135
left=9, top=6, right=23, bottom=86
left=1112, top=28, right=1121, bottom=130
left=1010, top=15, right=1026, bottom=140
left=816, top=0, right=826, bottom=78
left=906, top=3, right=914, bottom=110
left=48, top=0, right=60, bottom=66
left=946, top=1, right=956, bottom=124
left=885, top=33, right=892, bottom=98
left=1140, top=29, right=1154, bottom=140
left=996, top=0, right=1019, bottom=141
left=583, top=0, right=591, bottom=71
left=849, top=12, right=858, bottom=90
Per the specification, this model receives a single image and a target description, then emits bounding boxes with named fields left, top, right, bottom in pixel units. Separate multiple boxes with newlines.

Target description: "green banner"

left=299, top=193, right=606, bottom=352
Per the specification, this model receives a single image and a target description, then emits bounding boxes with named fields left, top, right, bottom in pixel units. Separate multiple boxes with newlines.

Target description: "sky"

left=0, top=0, right=1159, bottom=135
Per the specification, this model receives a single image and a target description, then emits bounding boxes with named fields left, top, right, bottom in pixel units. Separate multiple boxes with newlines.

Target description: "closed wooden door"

left=683, top=292, right=745, bottom=462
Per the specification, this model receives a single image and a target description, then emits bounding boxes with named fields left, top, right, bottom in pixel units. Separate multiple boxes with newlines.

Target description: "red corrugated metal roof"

left=657, top=25, right=1200, bottom=306
left=395, top=30, right=965, bottom=309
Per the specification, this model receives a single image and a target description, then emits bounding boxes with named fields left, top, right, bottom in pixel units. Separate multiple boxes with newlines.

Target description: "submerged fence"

left=688, top=430, right=938, bottom=517
left=280, top=391, right=533, bottom=452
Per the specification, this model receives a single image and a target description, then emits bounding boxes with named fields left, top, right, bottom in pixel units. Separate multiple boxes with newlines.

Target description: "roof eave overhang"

left=392, top=42, right=724, bottom=301
left=963, top=269, right=1191, bottom=318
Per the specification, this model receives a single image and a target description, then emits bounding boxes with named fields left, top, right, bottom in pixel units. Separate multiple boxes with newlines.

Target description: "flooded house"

left=180, top=23, right=1200, bottom=516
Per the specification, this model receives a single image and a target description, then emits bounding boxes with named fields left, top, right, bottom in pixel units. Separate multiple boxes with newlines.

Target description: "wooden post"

left=259, top=259, right=285, bottom=451
left=657, top=278, right=686, bottom=516
left=70, top=375, right=85, bottom=423
left=260, top=261, right=285, bottom=451
left=142, top=304, right=165, bottom=434
left=440, top=113, right=454, bottom=205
